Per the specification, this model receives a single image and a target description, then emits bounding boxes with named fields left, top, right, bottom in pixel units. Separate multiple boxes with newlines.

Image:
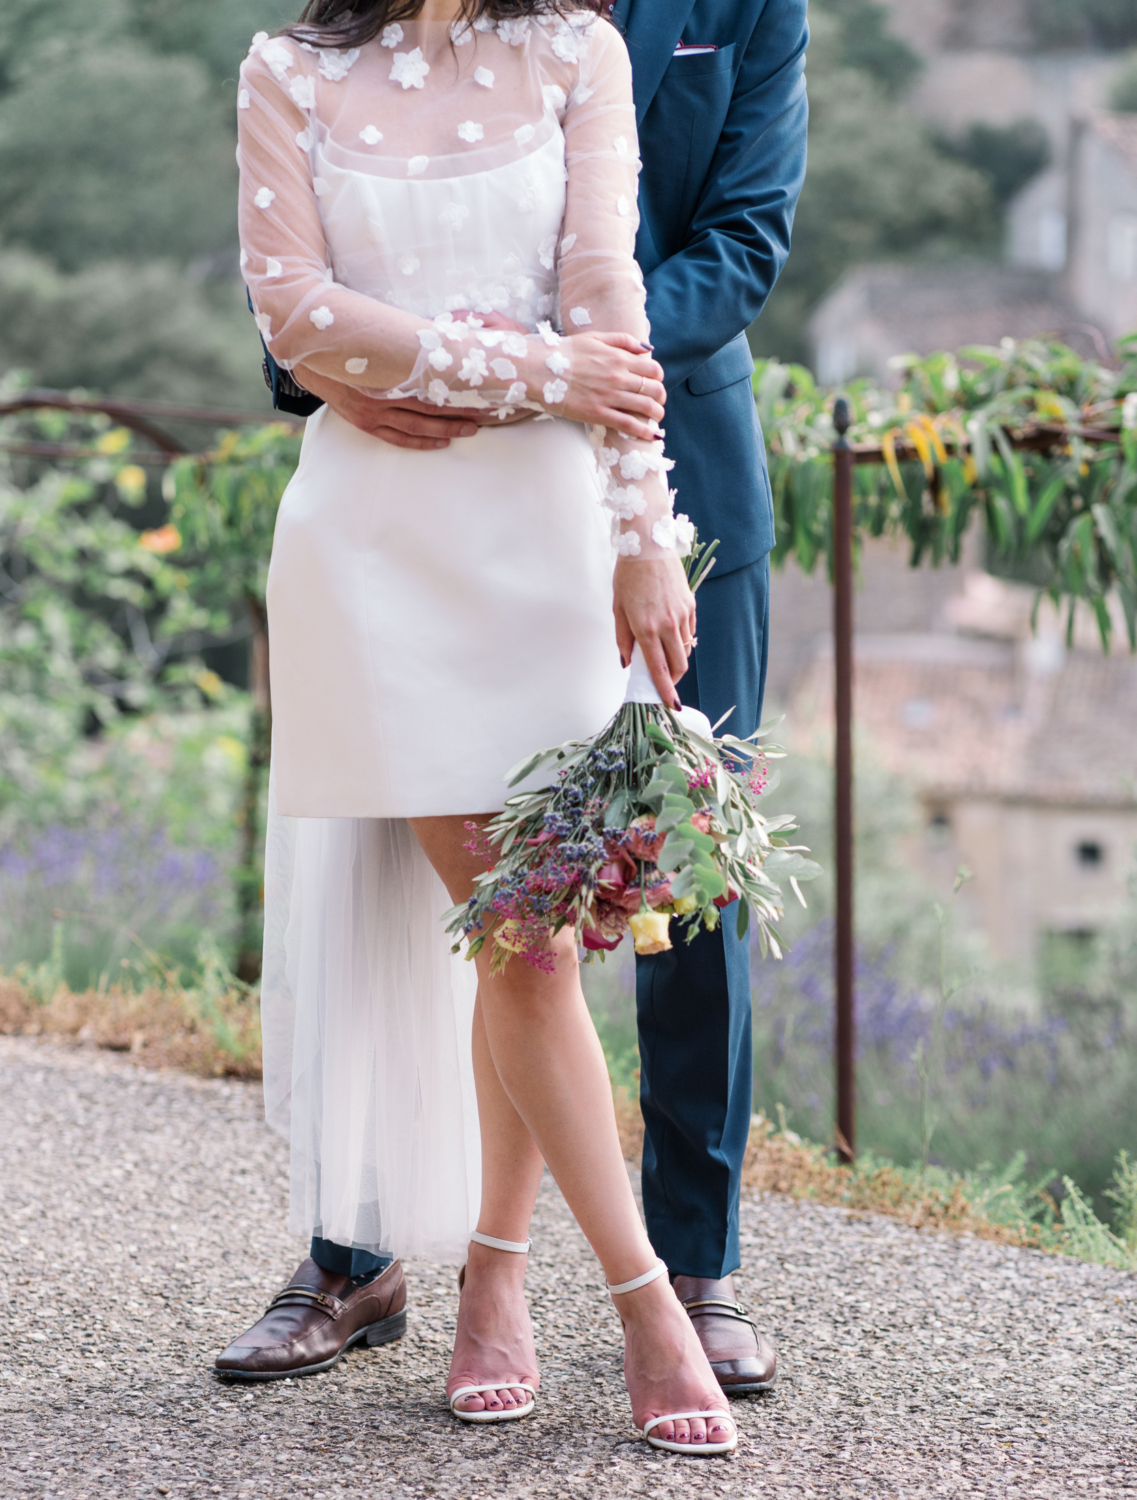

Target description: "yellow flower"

left=494, top=920, right=527, bottom=955
left=195, top=669, right=224, bottom=701
left=630, top=909, right=672, bottom=955
left=115, top=464, right=147, bottom=497
left=138, top=524, right=181, bottom=554
left=96, top=427, right=132, bottom=455
left=671, top=894, right=698, bottom=915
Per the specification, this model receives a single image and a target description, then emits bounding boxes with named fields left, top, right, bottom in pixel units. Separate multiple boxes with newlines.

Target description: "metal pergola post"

left=832, top=397, right=856, bottom=1163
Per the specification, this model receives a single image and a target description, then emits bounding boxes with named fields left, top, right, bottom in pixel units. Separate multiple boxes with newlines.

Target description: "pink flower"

left=623, top=816, right=661, bottom=861
left=581, top=902, right=629, bottom=951
left=690, top=811, right=712, bottom=834
left=645, top=877, right=673, bottom=909
left=597, top=859, right=643, bottom=913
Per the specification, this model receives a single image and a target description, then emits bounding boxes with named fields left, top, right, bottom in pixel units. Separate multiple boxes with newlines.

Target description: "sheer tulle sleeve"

left=559, top=23, right=684, bottom=560
left=237, top=36, right=575, bottom=411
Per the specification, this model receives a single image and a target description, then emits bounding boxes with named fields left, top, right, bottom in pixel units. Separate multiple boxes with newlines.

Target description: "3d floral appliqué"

left=390, top=49, right=430, bottom=89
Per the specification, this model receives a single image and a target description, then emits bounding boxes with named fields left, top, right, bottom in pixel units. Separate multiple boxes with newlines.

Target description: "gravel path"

left=2, top=1034, right=1135, bottom=1500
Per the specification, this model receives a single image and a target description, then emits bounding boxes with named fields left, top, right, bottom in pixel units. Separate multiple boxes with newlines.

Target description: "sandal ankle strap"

left=470, top=1231, right=531, bottom=1254
left=608, top=1259, right=669, bottom=1296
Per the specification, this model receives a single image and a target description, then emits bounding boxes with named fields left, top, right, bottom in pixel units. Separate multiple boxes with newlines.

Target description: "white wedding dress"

left=238, top=10, right=679, bottom=1262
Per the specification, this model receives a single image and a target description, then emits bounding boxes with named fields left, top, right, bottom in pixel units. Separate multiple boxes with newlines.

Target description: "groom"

left=217, top=0, right=808, bottom=1389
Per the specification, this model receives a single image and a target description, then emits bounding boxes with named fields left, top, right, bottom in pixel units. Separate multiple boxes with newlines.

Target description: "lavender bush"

left=0, top=820, right=233, bottom=989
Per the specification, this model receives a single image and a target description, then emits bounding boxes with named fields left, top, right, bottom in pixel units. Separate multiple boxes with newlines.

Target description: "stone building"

left=769, top=547, right=1137, bottom=966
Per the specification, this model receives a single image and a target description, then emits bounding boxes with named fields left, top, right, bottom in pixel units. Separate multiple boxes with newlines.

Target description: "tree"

left=1030, top=0, right=1137, bottom=49
left=751, top=8, right=994, bottom=365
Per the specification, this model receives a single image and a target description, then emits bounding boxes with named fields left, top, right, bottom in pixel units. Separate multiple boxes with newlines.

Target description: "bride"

left=238, top=0, right=736, bottom=1455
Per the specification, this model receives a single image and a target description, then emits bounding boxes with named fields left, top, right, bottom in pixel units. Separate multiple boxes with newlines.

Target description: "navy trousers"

left=311, top=554, right=770, bottom=1284
left=636, top=553, right=770, bottom=1280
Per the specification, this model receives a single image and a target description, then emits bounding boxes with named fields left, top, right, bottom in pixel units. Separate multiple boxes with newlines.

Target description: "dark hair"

left=290, top=0, right=599, bottom=50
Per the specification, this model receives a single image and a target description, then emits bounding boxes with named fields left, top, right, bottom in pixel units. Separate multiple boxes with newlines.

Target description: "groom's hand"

left=290, top=367, right=492, bottom=451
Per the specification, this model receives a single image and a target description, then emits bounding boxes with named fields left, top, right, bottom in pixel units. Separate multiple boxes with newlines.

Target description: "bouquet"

left=445, top=536, right=819, bottom=971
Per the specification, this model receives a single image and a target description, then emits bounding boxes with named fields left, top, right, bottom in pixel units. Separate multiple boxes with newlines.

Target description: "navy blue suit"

left=261, top=0, right=808, bottom=1282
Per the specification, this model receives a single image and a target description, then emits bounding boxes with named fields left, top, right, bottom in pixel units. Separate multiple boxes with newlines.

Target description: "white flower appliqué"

left=380, top=23, right=404, bottom=46
left=502, top=333, right=529, bottom=358
left=259, top=38, right=294, bottom=79
left=295, top=126, right=314, bottom=150
left=607, top=484, right=646, bottom=520
left=515, top=123, right=536, bottom=147
left=345, top=357, right=369, bottom=374
left=460, top=349, right=489, bottom=386
left=619, top=450, right=664, bottom=481
left=545, top=351, right=570, bottom=376
left=253, top=186, right=276, bottom=209
left=497, top=17, right=530, bottom=45
left=407, top=155, right=429, bottom=176
left=249, top=31, right=269, bottom=52
left=542, top=83, right=567, bottom=112
left=490, top=358, right=518, bottom=380
left=264, top=257, right=282, bottom=278
left=397, top=252, right=421, bottom=275
left=451, top=20, right=472, bottom=44
left=474, top=66, right=494, bottom=88
left=536, top=321, right=561, bottom=347
left=289, top=74, right=316, bottom=110
left=312, top=176, right=330, bottom=196
left=237, top=88, right=250, bottom=109
left=239, top=248, right=248, bottom=269
left=537, top=233, right=557, bottom=270
left=439, top=202, right=469, bottom=230
left=616, top=531, right=642, bottom=557
left=428, top=348, right=455, bottom=371
left=359, top=124, right=383, bottom=145
left=569, top=306, right=592, bottom=327
left=318, top=47, right=360, bottom=81
left=506, top=381, right=528, bottom=404
left=561, top=232, right=577, bottom=253
left=613, top=136, right=629, bottom=158
left=390, top=48, right=429, bottom=89
left=254, top=311, right=273, bottom=341
left=543, top=379, right=568, bottom=405
left=617, top=196, right=630, bottom=217
left=417, top=328, right=442, bottom=351
left=551, top=20, right=587, bottom=62
left=457, top=120, right=484, bottom=143
left=427, top=379, right=449, bottom=405
left=651, top=515, right=687, bottom=552
left=309, top=305, right=335, bottom=329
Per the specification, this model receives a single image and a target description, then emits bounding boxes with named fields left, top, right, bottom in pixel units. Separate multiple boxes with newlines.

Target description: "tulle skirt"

left=261, top=792, right=481, bottom=1262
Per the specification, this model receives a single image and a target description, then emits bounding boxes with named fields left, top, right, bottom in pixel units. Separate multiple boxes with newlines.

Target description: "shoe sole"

left=719, top=1376, right=776, bottom=1395
left=215, top=1308, right=407, bottom=1382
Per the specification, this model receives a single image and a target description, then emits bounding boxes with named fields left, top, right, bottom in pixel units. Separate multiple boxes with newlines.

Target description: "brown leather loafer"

left=673, top=1273, right=777, bottom=1394
left=214, top=1257, right=406, bottom=1381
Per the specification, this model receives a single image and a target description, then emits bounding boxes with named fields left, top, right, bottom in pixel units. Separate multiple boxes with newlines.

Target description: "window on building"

left=1038, top=208, right=1067, bottom=270
left=1108, top=214, right=1137, bottom=283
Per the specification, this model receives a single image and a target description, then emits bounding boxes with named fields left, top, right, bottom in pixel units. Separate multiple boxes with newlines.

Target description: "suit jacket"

left=260, top=0, right=808, bottom=575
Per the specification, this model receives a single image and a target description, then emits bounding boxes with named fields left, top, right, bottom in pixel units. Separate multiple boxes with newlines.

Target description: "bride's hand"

left=612, top=554, right=696, bottom=709
left=561, top=333, right=666, bottom=440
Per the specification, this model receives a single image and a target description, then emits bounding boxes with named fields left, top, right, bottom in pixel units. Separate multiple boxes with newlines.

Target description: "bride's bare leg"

left=447, top=999, right=544, bottom=1415
left=410, top=815, right=732, bottom=1447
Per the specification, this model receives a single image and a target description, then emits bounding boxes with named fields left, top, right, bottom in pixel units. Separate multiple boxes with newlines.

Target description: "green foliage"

left=751, top=9, right=995, bottom=363
left=1030, top=0, right=1137, bottom=49
left=936, top=119, right=1052, bottom=207
left=755, top=336, right=1137, bottom=650
left=0, top=251, right=266, bottom=409
left=810, top=0, right=923, bottom=98
left=1110, top=49, right=1137, bottom=111
left=0, top=0, right=293, bottom=404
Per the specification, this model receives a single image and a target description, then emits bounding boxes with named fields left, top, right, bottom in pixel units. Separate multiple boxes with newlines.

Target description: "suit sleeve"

left=641, top=0, right=809, bottom=385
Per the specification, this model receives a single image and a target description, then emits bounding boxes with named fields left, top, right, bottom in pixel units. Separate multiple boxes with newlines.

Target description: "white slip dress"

left=239, top=16, right=671, bottom=1262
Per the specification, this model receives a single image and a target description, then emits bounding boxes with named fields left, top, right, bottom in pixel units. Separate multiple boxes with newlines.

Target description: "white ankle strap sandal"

left=643, top=1410, right=738, bottom=1457
left=449, top=1231, right=537, bottom=1425
left=607, top=1262, right=738, bottom=1457
left=607, top=1259, right=668, bottom=1296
